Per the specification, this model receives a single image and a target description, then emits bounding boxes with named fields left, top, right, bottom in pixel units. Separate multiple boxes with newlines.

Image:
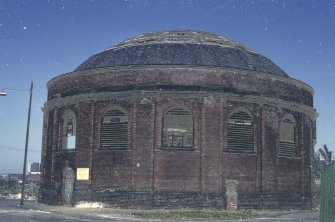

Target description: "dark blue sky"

left=0, top=0, right=335, bottom=173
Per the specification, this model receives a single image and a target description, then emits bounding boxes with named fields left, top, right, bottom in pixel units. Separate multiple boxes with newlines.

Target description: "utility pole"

left=20, top=82, right=33, bottom=206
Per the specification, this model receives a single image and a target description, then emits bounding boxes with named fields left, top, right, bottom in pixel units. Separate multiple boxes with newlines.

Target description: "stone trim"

left=44, top=91, right=317, bottom=119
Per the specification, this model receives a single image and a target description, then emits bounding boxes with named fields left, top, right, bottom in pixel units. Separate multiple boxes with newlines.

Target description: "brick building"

left=39, top=30, right=317, bottom=209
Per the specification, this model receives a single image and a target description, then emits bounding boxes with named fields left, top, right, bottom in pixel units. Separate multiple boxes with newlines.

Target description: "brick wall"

left=39, top=66, right=316, bottom=209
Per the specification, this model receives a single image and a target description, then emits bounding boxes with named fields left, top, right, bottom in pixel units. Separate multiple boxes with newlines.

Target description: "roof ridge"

left=102, top=30, right=255, bottom=53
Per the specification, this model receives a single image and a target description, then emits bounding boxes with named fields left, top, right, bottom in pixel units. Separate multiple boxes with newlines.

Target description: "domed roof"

left=75, top=30, right=288, bottom=77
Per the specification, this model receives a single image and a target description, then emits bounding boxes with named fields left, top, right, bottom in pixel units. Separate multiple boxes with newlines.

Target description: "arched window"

left=227, top=111, right=254, bottom=153
left=279, top=115, right=297, bottom=157
left=101, top=108, right=128, bottom=150
left=162, top=107, right=193, bottom=149
left=62, top=110, right=76, bottom=149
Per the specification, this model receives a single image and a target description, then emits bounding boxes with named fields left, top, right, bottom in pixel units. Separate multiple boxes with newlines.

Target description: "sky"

left=0, top=0, right=335, bottom=173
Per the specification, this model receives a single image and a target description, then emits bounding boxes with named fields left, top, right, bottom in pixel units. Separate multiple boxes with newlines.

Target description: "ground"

left=0, top=199, right=319, bottom=222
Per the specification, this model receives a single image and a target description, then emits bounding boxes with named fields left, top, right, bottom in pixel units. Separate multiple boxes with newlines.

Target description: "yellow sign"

left=77, top=168, right=89, bottom=180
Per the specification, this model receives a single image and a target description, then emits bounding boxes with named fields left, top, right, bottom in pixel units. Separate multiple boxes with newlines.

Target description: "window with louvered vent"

left=62, top=110, right=76, bottom=149
left=227, top=111, right=254, bottom=153
left=279, top=116, right=297, bottom=158
left=101, top=109, right=128, bottom=150
left=162, top=108, right=193, bottom=149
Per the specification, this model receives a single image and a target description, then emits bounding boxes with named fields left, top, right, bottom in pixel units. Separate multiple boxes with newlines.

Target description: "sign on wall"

left=76, top=168, right=90, bottom=180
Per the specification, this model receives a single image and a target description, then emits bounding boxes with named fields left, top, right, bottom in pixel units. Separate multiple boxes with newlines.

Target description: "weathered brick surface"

left=92, top=150, right=133, bottom=191
left=47, top=67, right=313, bottom=107
left=132, top=100, right=155, bottom=191
left=154, top=151, right=200, bottom=192
left=222, top=153, right=257, bottom=193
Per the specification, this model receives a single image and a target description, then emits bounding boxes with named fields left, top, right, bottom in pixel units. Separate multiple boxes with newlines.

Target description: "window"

left=279, top=115, right=297, bottom=157
left=62, top=110, right=76, bottom=149
left=162, top=108, right=193, bottom=149
left=101, top=108, right=128, bottom=149
left=227, top=111, right=254, bottom=153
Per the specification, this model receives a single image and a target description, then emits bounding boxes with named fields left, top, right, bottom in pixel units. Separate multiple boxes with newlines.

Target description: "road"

left=221, top=212, right=319, bottom=222
left=0, top=199, right=319, bottom=222
left=0, top=200, right=136, bottom=222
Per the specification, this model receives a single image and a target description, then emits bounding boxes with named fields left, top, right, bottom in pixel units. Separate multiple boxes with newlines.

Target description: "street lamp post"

left=20, top=82, right=33, bottom=206
left=1, top=82, right=33, bottom=205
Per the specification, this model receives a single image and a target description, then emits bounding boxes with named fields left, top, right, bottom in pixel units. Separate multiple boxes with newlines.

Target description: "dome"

left=75, top=30, right=288, bottom=77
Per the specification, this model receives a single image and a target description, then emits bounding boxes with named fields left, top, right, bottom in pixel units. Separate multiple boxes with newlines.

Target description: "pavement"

left=0, top=199, right=320, bottom=222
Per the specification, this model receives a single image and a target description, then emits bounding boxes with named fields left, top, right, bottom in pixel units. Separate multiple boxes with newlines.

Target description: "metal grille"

left=162, top=108, right=193, bottom=148
left=320, top=166, right=335, bottom=221
left=227, top=111, right=254, bottom=153
left=101, top=109, right=128, bottom=150
left=279, top=118, right=297, bottom=158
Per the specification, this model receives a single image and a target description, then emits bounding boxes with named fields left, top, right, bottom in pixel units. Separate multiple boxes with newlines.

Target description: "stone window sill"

left=99, top=148, right=128, bottom=151
left=223, top=151, right=257, bottom=155
left=278, top=155, right=300, bottom=160
left=160, top=147, right=195, bottom=152
left=62, top=148, right=76, bottom=152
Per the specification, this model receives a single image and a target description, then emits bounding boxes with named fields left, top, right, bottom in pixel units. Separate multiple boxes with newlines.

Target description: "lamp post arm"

left=1, top=88, right=30, bottom=96
left=1, top=88, right=29, bottom=92
left=20, top=81, right=33, bottom=206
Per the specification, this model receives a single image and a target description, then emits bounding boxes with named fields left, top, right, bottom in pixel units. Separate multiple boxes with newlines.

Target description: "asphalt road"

left=0, top=199, right=320, bottom=222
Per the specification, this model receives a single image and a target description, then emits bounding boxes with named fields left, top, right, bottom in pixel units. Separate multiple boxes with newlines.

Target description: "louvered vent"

left=227, top=111, right=254, bottom=153
left=279, top=118, right=297, bottom=157
left=101, top=109, right=128, bottom=150
left=162, top=108, right=193, bottom=148
left=279, top=141, right=297, bottom=157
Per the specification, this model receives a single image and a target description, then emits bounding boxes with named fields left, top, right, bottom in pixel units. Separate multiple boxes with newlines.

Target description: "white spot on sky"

left=23, top=26, right=27, bottom=30
left=61, top=6, right=65, bottom=10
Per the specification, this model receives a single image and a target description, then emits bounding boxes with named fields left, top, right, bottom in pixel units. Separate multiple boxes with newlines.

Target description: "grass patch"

left=133, top=209, right=269, bottom=220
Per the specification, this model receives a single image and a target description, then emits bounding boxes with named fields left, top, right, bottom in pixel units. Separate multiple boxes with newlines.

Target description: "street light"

left=1, top=82, right=33, bottom=205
